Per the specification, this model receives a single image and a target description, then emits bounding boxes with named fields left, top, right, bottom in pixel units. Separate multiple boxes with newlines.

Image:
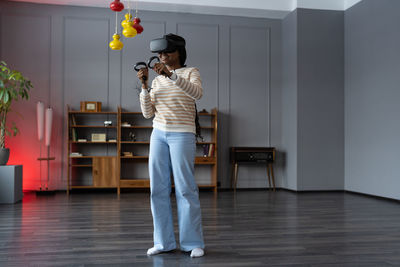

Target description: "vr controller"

left=133, top=56, right=160, bottom=81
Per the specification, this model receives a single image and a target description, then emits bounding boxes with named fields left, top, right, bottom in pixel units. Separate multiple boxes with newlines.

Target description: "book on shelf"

left=108, top=139, right=117, bottom=143
left=71, top=114, right=76, bottom=126
left=70, top=152, right=82, bottom=157
left=208, top=144, right=215, bottom=157
left=71, top=128, right=77, bottom=141
left=77, top=139, right=87, bottom=142
left=202, top=144, right=215, bottom=157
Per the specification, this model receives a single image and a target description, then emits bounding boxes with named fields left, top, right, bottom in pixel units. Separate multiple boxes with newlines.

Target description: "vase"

left=0, top=148, right=10, bottom=165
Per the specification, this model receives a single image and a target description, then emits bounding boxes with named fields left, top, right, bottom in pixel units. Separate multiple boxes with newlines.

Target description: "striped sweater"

left=139, top=67, right=203, bottom=133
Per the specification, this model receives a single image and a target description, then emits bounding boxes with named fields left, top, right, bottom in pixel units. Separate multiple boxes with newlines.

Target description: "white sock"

left=190, top=248, right=204, bottom=258
left=147, top=247, right=162, bottom=256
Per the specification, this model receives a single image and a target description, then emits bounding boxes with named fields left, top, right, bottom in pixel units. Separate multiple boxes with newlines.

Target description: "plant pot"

left=0, top=148, right=10, bottom=165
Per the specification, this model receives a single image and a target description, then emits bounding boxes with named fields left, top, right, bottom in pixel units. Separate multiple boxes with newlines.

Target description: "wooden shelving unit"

left=66, top=105, right=118, bottom=194
left=67, top=105, right=218, bottom=194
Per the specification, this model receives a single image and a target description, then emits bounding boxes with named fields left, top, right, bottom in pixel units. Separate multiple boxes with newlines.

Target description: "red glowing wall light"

left=6, top=101, right=62, bottom=191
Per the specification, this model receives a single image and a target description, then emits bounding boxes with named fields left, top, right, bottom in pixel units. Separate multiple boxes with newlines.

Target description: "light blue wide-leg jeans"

left=149, top=128, right=205, bottom=252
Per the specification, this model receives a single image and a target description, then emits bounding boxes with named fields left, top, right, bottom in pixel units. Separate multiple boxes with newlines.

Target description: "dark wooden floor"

left=1, top=190, right=400, bottom=266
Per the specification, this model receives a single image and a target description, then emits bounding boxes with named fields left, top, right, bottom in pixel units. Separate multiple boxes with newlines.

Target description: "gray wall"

left=345, top=0, right=400, bottom=200
left=281, top=10, right=298, bottom=190
left=0, top=1, right=282, bottom=190
left=297, top=9, right=344, bottom=190
left=281, top=9, right=344, bottom=191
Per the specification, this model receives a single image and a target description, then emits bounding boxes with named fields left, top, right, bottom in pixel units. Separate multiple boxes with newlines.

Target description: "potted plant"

left=0, top=61, right=33, bottom=165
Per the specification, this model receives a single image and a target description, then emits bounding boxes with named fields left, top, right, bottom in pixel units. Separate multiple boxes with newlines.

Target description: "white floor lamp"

left=36, top=101, right=55, bottom=194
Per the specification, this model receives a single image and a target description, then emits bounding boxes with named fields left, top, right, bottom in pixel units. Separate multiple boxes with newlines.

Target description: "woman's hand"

left=152, top=63, right=172, bottom=78
left=137, top=67, right=149, bottom=88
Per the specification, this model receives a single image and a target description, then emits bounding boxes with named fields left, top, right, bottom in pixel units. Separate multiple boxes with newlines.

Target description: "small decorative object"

left=129, top=131, right=136, bottom=141
left=80, top=101, right=101, bottom=112
left=0, top=61, right=33, bottom=165
left=122, top=151, right=133, bottom=157
left=108, top=139, right=117, bottom=143
left=37, top=102, right=44, bottom=141
left=200, top=109, right=208, bottom=113
left=133, top=17, right=143, bottom=34
left=121, top=122, right=131, bottom=127
left=109, top=13, right=123, bottom=50
left=109, top=0, right=124, bottom=12
left=132, top=1, right=143, bottom=34
left=104, top=120, right=112, bottom=126
left=70, top=152, right=83, bottom=157
left=108, top=0, right=144, bottom=50
left=110, top=33, right=123, bottom=50
left=202, top=144, right=209, bottom=157
left=77, top=139, right=87, bottom=142
left=45, top=108, right=53, bottom=147
left=121, top=13, right=137, bottom=38
left=91, top=133, right=106, bottom=142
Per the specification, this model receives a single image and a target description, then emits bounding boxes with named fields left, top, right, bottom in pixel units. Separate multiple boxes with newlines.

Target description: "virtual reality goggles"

left=150, top=35, right=185, bottom=53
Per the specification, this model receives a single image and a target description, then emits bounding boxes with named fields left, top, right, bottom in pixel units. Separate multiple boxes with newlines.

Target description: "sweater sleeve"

left=174, top=68, right=203, bottom=100
left=139, top=81, right=155, bottom=119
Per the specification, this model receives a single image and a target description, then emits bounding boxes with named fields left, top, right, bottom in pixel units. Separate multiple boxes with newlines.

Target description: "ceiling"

left=7, top=0, right=363, bottom=19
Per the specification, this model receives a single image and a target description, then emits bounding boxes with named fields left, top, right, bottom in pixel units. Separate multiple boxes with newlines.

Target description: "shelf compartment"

left=120, top=179, right=150, bottom=188
left=70, top=164, right=92, bottom=167
left=69, top=111, right=118, bottom=115
left=197, top=142, right=216, bottom=145
left=120, top=141, right=150, bottom=144
left=70, top=185, right=117, bottom=189
left=121, top=126, right=152, bottom=129
left=69, top=141, right=118, bottom=144
left=120, top=112, right=142, bottom=115
left=195, top=157, right=216, bottom=164
left=70, top=125, right=117, bottom=128
left=120, top=156, right=149, bottom=159
left=69, top=156, right=116, bottom=158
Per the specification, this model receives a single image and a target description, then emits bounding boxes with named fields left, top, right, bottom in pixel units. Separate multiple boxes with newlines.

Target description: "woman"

left=137, top=33, right=205, bottom=258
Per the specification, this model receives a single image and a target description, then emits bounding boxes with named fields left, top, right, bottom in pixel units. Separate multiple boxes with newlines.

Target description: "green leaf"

left=0, top=61, right=32, bottom=141
left=3, top=91, right=9, bottom=103
left=11, top=124, right=19, bottom=136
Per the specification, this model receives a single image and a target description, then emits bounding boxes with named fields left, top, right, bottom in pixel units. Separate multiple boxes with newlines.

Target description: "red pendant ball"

left=133, top=18, right=143, bottom=34
left=110, top=0, right=124, bottom=12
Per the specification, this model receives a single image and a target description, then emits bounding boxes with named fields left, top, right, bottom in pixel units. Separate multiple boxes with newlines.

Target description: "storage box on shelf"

left=67, top=105, right=118, bottom=194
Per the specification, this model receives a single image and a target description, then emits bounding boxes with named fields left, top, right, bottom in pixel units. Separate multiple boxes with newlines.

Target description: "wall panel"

left=1, top=13, right=51, bottom=190
left=229, top=26, right=271, bottom=188
left=177, top=23, right=219, bottom=110
left=63, top=17, right=110, bottom=111
left=229, top=26, right=270, bottom=147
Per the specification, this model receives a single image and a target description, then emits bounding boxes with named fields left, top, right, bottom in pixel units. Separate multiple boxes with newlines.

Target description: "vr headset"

left=150, top=35, right=185, bottom=53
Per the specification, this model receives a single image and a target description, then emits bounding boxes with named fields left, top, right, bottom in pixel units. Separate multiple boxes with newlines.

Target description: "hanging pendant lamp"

left=110, top=0, right=124, bottom=12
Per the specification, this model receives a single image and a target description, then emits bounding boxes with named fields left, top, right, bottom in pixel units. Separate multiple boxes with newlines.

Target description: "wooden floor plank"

left=1, top=190, right=400, bottom=266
